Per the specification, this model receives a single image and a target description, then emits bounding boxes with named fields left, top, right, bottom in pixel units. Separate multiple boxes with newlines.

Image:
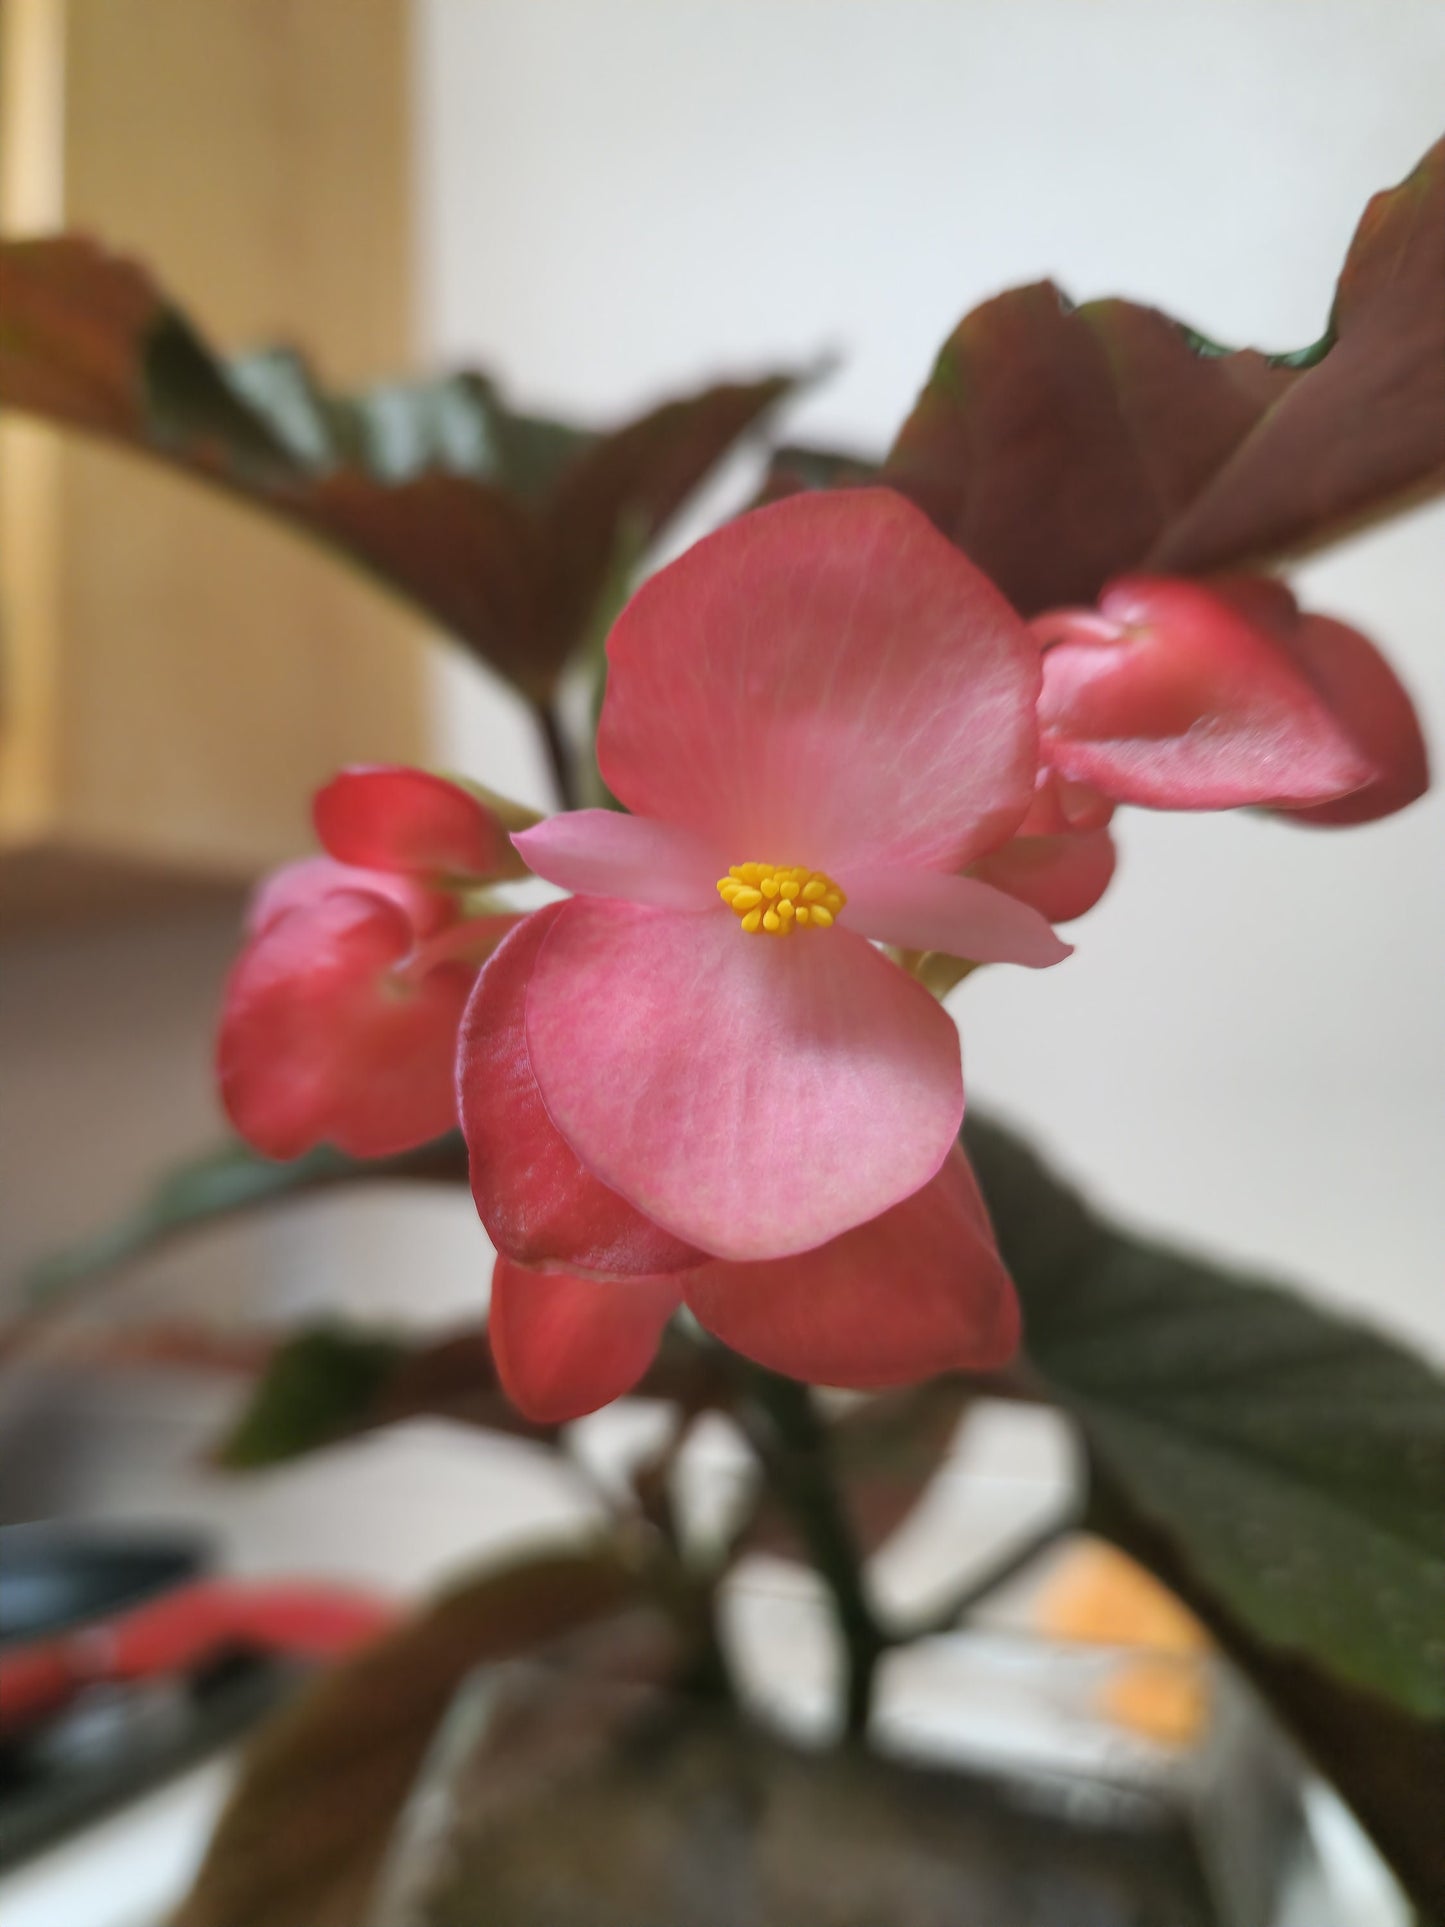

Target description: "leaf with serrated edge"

left=884, top=137, right=1445, bottom=611
left=0, top=237, right=801, bottom=698
left=965, top=1116, right=1445, bottom=1721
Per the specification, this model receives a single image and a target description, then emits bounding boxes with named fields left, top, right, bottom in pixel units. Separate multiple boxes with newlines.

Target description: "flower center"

left=715, top=863, right=847, bottom=936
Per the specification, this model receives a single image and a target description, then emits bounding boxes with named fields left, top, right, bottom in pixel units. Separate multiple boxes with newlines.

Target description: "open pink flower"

left=219, top=768, right=521, bottom=1160
left=467, top=489, right=1068, bottom=1266
left=487, top=1144, right=1019, bottom=1423
left=1033, top=575, right=1428, bottom=820
left=462, top=907, right=1019, bottom=1413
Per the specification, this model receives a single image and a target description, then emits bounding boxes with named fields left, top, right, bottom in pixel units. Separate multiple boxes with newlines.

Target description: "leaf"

left=964, top=1113, right=1445, bottom=1912
left=216, top=1325, right=412, bottom=1466
left=885, top=136, right=1445, bottom=612
left=1088, top=1467, right=1445, bottom=1923
left=172, top=1549, right=651, bottom=1927
left=21, top=1134, right=469, bottom=1311
left=214, top=1323, right=556, bottom=1467
left=540, top=370, right=801, bottom=661
left=752, top=439, right=878, bottom=505
left=0, top=236, right=800, bottom=698
left=965, top=1115, right=1445, bottom=1718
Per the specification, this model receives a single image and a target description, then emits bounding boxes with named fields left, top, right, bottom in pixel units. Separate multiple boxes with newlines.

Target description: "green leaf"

left=0, top=237, right=801, bottom=699
left=213, top=1322, right=557, bottom=1467
left=173, top=1549, right=655, bottom=1927
left=217, top=1325, right=410, bottom=1468
left=964, top=1114, right=1445, bottom=1914
left=1088, top=1465, right=1445, bottom=1924
left=966, top=1116, right=1445, bottom=1719
left=23, top=1134, right=469, bottom=1311
left=884, top=135, right=1445, bottom=612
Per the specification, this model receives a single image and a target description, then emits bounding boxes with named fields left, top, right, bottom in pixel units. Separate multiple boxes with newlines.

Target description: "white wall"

left=417, top=0, right=1445, bottom=1351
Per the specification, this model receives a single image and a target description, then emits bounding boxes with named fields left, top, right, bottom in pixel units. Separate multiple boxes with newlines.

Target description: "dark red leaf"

left=0, top=236, right=800, bottom=699
left=884, top=137, right=1445, bottom=611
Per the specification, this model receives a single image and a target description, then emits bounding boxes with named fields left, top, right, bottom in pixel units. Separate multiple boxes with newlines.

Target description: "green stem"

left=742, top=1369, right=886, bottom=1740
left=538, top=702, right=580, bottom=812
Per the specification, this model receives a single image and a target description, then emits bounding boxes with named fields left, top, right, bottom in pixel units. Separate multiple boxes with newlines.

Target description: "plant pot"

left=367, top=1608, right=1316, bottom=1927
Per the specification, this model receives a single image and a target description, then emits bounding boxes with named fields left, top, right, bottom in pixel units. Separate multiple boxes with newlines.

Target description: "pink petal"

left=840, top=864, right=1071, bottom=966
left=219, top=891, right=472, bottom=1160
left=525, top=896, right=964, bottom=1261
left=597, top=489, right=1041, bottom=874
left=1276, top=614, right=1429, bottom=827
left=970, top=827, right=1118, bottom=924
left=1017, top=769, right=1115, bottom=837
left=1038, top=577, right=1373, bottom=809
left=684, top=1146, right=1018, bottom=1388
left=245, top=856, right=451, bottom=940
left=314, top=765, right=515, bottom=880
left=489, top=1258, right=682, bottom=1423
left=458, top=906, right=705, bottom=1277
left=513, top=810, right=724, bottom=909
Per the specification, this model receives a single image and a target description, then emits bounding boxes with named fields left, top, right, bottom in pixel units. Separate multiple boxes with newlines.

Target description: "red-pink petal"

left=513, top=810, right=723, bottom=909
left=314, top=766, right=512, bottom=880
left=1017, top=769, right=1115, bottom=837
left=1276, top=614, right=1429, bottom=826
left=245, top=856, right=451, bottom=940
left=458, top=907, right=705, bottom=1277
left=683, top=1146, right=1018, bottom=1388
left=840, top=864, right=1070, bottom=966
left=218, top=891, right=472, bottom=1160
left=1037, top=577, right=1373, bottom=809
left=597, top=489, right=1041, bottom=874
left=970, top=827, right=1118, bottom=924
left=489, top=1258, right=682, bottom=1423
left=525, top=897, right=963, bottom=1261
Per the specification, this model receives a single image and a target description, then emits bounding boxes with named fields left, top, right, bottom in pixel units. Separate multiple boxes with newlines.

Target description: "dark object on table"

left=0, top=1522, right=389, bottom=1869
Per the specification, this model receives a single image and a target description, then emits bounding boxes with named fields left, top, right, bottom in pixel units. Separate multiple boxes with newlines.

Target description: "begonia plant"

left=2, top=133, right=1442, bottom=1926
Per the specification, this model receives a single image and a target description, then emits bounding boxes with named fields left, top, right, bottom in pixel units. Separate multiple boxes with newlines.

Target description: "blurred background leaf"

left=0, top=237, right=801, bottom=701
left=20, top=1136, right=469, bottom=1314
left=966, top=1113, right=1445, bottom=1912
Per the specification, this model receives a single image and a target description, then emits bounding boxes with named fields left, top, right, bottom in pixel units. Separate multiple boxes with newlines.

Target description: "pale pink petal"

left=512, top=810, right=724, bottom=909
left=970, top=827, right=1118, bottom=925
left=841, top=863, right=1070, bottom=966
left=597, top=489, right=1041, bottom=874
left=458, top=906, right=704, bottom=1277
left=525, top=896, right=963, bottom=1261
left=684, top=1146, right=1018, bottom=1387
left=1038, top=577, right=1373, bottom=809
left=489, top=1258, right=682, bottom=1423
left=245, top=856, right=451, bottom=940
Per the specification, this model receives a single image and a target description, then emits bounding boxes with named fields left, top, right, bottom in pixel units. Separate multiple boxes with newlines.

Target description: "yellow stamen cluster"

left=716, top=863, right=846, bottom=936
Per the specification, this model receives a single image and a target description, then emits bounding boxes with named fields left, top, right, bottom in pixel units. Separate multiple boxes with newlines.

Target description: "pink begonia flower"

left=219, top=768, right=521, bottom=1160
left=1033, top=575, right=1428, bottom=819
left=486, top=1144, right=1019, bottom=1424
left=461, top=906, right=1019, bottom=1410
left=488, top=489, right=1068, bottom=1265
